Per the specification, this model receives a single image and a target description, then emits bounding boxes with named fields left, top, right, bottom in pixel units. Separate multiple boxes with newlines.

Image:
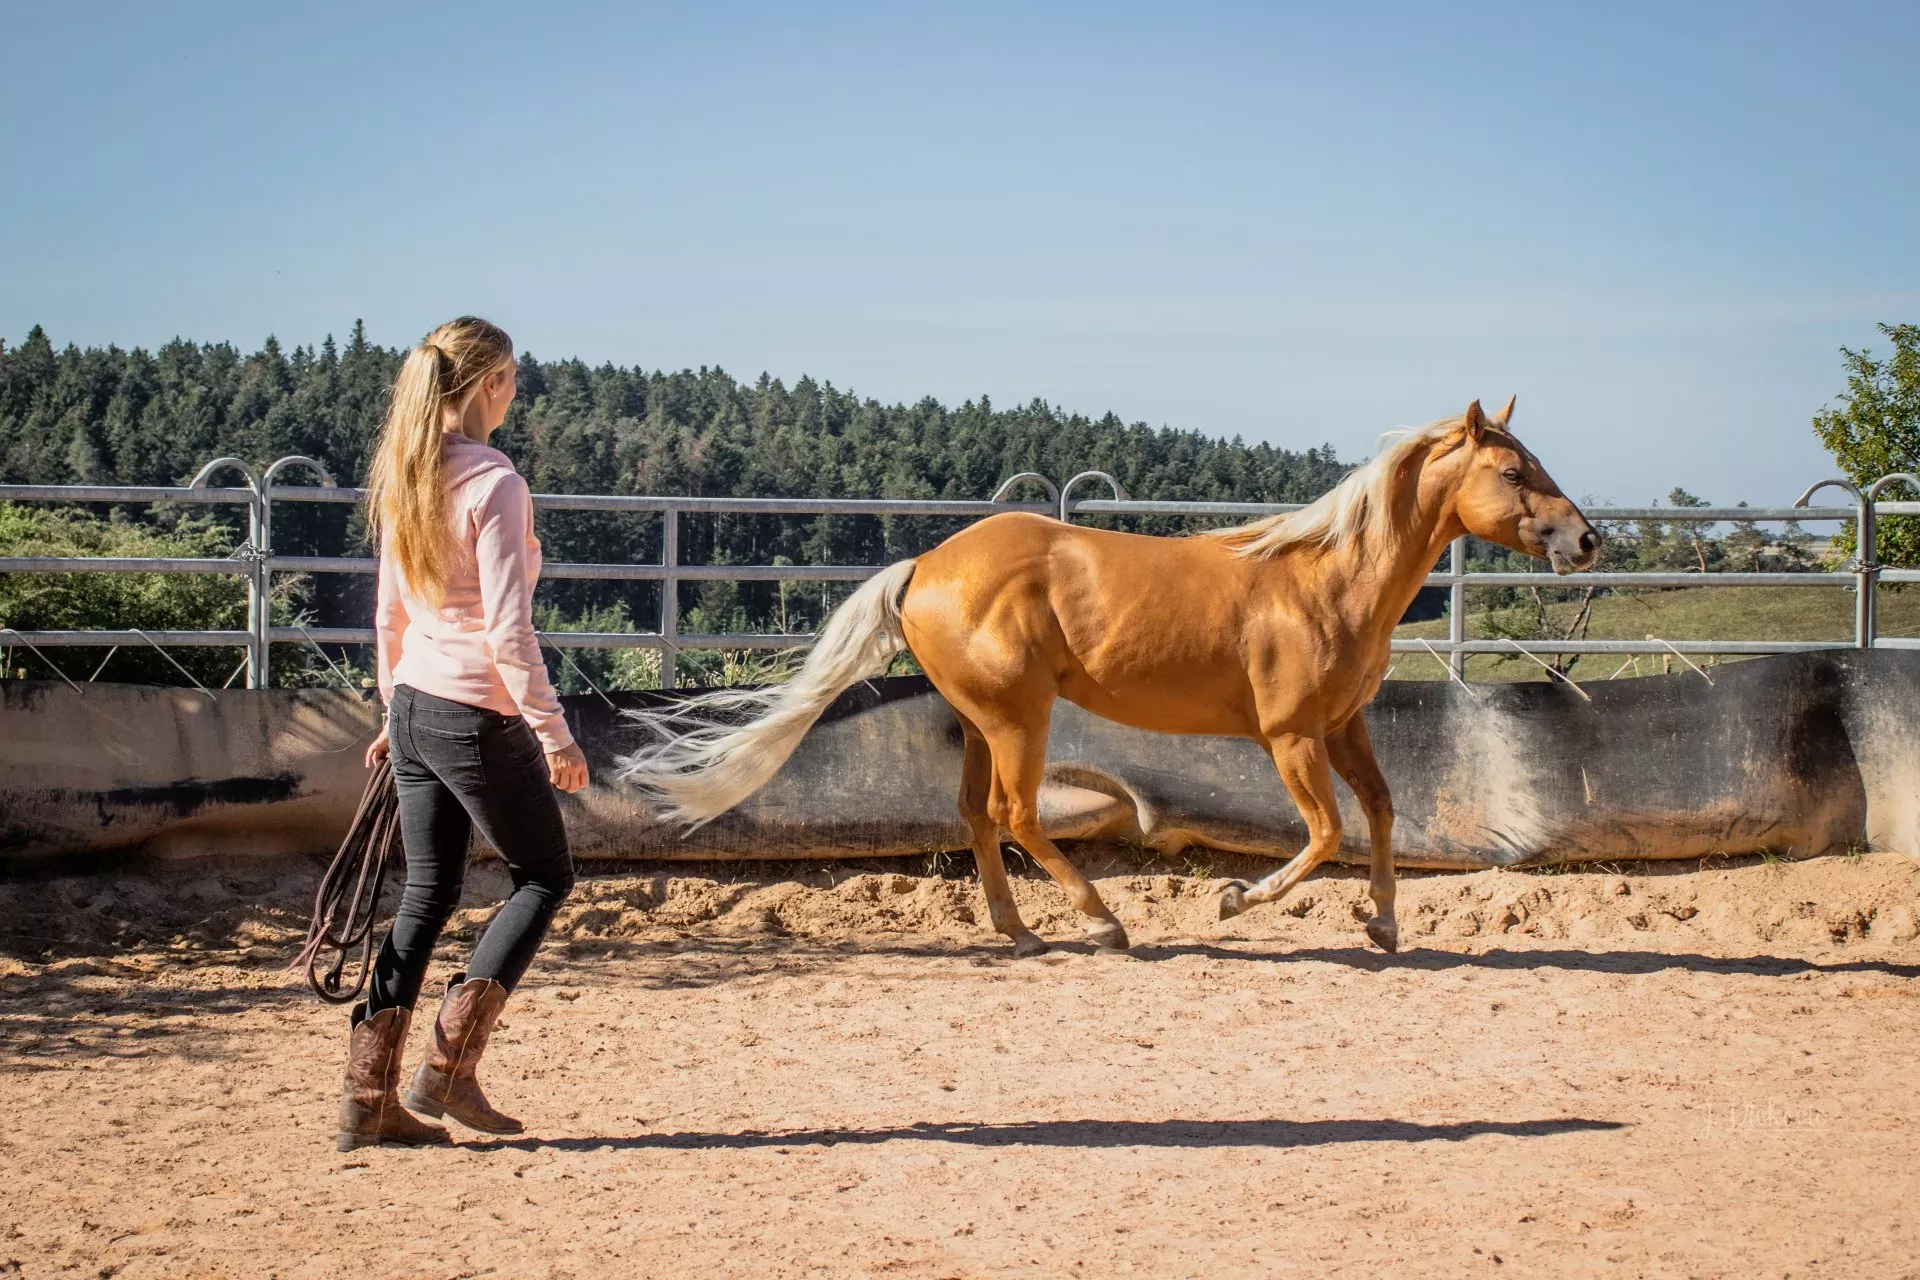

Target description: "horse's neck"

left=1299, top=449, right=1462, bottom=645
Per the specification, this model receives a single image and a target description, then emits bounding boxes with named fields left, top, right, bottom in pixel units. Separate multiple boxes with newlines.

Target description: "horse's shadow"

left=565, top=934, right=1920, bottom=984
left=1129, top=942, right=1920, bottom=978
left=462, top=1115, right=1626, bottom=1155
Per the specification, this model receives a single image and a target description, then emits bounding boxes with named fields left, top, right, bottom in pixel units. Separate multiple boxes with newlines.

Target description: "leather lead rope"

left=290, top=766, right=403, bottom=1004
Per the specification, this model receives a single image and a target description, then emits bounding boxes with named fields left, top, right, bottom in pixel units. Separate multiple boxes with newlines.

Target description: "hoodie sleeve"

left=472, top=471, right=574, bottom=753
left=374, top=544, right=409, bottom=708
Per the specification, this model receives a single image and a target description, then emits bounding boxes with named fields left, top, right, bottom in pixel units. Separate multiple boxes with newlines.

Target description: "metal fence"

left=1, top=456, right=1917, bottom=690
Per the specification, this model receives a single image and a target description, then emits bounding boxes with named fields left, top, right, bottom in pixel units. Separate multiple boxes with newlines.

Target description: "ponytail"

left=366, top=317, right=513, bottom=607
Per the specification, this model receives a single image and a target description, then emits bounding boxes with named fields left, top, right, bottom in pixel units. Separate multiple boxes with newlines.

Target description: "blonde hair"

left=365, top=317, right=514, bottom=606
left=1208, top=416, right=1467, bottom=559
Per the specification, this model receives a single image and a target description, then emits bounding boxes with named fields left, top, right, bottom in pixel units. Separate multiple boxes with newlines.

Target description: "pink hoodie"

left=376, top=434, right=573, bottom=752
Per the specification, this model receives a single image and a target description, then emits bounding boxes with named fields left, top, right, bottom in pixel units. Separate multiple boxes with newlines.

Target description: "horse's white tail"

left=616, top=558, right=918, bottom=830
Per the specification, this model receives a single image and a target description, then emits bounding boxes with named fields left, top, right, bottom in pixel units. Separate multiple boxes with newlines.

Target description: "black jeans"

left=366, top=684, right=575, bottom=1015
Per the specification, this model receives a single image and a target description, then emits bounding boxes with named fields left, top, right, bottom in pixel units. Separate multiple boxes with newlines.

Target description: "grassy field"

left=1391, top=583, right=1920, bottom=683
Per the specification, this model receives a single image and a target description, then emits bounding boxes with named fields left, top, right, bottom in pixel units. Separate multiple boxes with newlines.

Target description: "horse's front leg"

left=1219, top=732, right=1343, bottom=920
left=1328, top=714, right=1398, bottom=953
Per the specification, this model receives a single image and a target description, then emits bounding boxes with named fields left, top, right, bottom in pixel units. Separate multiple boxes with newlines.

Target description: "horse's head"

left=1448, top=397, right=1601, bottom=575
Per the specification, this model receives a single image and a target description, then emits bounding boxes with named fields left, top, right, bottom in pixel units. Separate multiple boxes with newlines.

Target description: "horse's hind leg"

left=1327, top=715, right=1398, bottom=953
left=1219, top=732, right=1343, bottom=921
left=955, top=712, right=1048, bottom=958
left=981, top=712, right=1130, bottom=951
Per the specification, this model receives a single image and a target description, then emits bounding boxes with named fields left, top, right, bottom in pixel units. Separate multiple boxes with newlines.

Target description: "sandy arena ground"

left=2, top=848, right=1918, bottom=1279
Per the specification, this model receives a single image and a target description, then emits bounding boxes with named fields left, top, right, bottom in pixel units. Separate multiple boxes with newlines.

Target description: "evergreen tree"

left=0, top=324, right=1355, bottom=678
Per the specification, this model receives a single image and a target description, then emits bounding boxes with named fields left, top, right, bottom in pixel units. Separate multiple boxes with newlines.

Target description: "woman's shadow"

left=463, top=1115, right=1625, bottom=1154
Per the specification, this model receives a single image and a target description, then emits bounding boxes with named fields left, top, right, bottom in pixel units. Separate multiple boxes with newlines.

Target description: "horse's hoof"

left=1010, top=933, right=1050, bottom=959
left=1085, top=920, right=1131, bottom=951
left=1217, top=881, right=1249, bottom=921
left=1365, top=918, right=1400, bottom=954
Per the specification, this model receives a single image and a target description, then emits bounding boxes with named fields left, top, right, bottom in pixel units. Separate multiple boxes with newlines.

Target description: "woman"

left=338, top=316, right=589, bottom=1151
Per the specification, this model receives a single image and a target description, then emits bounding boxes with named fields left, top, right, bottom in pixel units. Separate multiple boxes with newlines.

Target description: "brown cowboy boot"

left=337, top=1003, right=451, bottom=1151
left=402, top=973, right=523, bottom=1134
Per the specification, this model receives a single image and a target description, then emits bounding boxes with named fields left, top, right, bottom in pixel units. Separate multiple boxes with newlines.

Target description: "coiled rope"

left=289, top=766, right=402, bottom=1004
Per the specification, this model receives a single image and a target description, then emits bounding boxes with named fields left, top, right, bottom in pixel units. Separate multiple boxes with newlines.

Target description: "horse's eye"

left=1501, top=468, right=1523, bottom=484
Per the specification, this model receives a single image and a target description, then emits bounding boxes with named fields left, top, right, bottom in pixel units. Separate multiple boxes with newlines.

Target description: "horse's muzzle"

left=1546, top=525, right=1603, bottom=575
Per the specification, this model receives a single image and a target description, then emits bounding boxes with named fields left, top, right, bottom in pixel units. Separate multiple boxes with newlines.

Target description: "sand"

left=2, top=848, right=1917, bottom=1278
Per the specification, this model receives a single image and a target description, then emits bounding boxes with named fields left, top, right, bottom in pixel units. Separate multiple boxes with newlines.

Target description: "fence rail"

left=1, top=457, right=1916, bottom=688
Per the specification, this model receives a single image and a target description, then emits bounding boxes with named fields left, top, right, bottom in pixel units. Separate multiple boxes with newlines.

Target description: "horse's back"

left=900, top=513, right=1075, bottom=678
left=902, top=513, right=1264, bottom=736
left=906, top=512, right=1246, bottom=626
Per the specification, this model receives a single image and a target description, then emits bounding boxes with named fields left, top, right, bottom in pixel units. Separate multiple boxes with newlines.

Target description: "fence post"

left=249, top=501, right=270, bottom=687
left=1856, top=489, right=1877, bottom=650
left=659, top=507, right=679, bottom=690
left=1863, top=473, right=1920, bottom=650
left=1057, top=471, right=1130, bottom=522
left=1448, top=535, right=1467, bottom=676
left=189, top=458, right=266, bottom=689
left=1796, top=478, right=1872, bottom=650
left=257, top=456, right=337, bottom=690
left=990, top=472, right=1061, bottom=513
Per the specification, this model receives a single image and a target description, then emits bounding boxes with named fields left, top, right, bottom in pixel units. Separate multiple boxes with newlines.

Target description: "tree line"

left=2, top=321, right=1893, bottom=689
left=0, top=323, right=1350, bottom=686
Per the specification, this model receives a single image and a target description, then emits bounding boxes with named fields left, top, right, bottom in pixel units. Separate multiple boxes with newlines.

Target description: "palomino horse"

left=620, top=399, right=1600, bottom=955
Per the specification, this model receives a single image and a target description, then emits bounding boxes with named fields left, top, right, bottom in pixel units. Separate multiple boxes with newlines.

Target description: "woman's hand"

left=546, top=742, right=589, bottom=794
left=365, top=728, right=391, bottom=770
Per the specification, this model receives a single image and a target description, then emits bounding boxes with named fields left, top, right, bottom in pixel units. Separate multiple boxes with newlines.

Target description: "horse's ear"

left=1464, top=399, right=1491, bottom=441
left=1493, top=394, right=1516, bottom=428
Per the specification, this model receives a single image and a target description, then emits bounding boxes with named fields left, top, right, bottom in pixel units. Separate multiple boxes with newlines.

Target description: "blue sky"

left=2, top=1, right=1915, bottom=507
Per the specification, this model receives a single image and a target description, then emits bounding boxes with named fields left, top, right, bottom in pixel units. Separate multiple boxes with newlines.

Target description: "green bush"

left=0, top=502, right=251, bottom=684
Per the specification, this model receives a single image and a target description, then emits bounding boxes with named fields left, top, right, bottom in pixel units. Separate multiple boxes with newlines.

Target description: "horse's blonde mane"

left=1207, top=415, right=1466, bottom=559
